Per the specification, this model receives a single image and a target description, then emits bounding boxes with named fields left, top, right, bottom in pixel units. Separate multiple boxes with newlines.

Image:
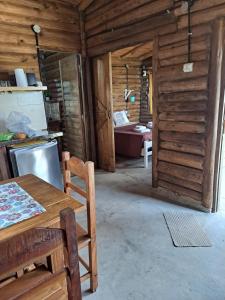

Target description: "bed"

left=114, top=123, right=152, bottom=158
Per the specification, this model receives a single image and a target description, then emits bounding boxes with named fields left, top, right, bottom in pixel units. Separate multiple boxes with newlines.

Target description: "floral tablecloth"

left=0, top=182, right=46, bottom=229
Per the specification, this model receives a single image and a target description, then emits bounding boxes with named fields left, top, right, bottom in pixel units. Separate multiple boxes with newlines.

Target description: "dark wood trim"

left=152, top=36, right=159, bottom=187
left=203, top=18, right=225, bottom=210
left=0, top=147, right=11, bottom=181
left=79, top=11, right=96, bottom=162
left=84, top=58, right=97, bottom=162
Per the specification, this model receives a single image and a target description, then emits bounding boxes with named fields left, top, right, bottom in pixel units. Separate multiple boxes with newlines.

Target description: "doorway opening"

left=92, top=41, right=154, bottom=178
left=111, top=43, right=153, bottom=172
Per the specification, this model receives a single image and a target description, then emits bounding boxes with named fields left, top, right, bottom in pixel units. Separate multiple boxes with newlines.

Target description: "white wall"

left=0, top=91, right=47, bottom=132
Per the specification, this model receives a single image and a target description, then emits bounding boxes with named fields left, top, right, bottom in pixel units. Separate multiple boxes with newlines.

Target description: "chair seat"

left=0, top=267, right=53, bottom=300
left=76, top=223, right=91, bottom=249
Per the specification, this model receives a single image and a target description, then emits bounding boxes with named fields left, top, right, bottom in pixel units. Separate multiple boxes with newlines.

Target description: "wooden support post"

left=152, top=36, right=160, bottom=187
left=203, top=18, right=225, bottom=209
left=79, top=11, right=97, bottom=162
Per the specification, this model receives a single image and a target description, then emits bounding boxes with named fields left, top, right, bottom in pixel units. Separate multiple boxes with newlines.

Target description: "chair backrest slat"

left=62, top=152, right=96, bottom=238
left=67, top=182, right=87, bottom=198
left=0, top=228, right=63, bottom=277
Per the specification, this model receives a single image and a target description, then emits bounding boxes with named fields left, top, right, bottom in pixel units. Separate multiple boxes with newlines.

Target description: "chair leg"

left=88, top=239, right=98, bottom=292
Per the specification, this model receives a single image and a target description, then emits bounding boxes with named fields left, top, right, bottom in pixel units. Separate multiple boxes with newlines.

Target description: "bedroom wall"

left=0, top=0, right=81, bottom=79
left=112, top=57, right=142, bottom=123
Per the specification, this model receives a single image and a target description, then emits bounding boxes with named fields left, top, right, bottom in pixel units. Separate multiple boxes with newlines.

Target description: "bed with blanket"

left=113, top=111, right=152, bottom=158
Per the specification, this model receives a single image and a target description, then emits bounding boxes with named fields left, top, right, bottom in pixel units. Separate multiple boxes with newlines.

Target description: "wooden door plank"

left=93, top=53, right=115, bottom=172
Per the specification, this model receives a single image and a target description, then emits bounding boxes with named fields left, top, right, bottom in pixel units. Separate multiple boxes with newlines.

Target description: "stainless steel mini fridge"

left=9, top=140, right=63, bottom=190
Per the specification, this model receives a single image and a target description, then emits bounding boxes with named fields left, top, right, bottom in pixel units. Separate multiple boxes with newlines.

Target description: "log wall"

left=0, top=0, right=80, bottom=79
left=152, top=3, right=225, bottom=210
left=85, top=1, right=177, bottom=57
left=84, top=0, right=225, bottom=210
left=112, top=57, right=142, bottom=122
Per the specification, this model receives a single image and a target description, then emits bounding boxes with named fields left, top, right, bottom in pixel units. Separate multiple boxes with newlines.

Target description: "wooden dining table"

left=0, top=174, right=85, bottom=242
left=0, top=174, right=85, bottom=296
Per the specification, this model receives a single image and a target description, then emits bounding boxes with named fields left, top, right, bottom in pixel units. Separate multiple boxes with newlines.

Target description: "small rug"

left=163, top=212, right=212, bottom=247
left=0, top=182, right=46, bottom=229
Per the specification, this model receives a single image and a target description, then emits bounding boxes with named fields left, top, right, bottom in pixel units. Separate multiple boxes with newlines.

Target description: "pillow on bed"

left=113, top=111, right=129, bottom=126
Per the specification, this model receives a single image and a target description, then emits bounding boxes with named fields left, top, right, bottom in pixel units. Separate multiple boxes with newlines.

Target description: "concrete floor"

left=79, top=158, right=225, bottom=300
left=219, top=137, right=225, bottom=212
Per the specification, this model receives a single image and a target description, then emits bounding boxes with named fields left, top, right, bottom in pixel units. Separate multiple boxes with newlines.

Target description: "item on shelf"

left=15, top=132, right=27, bottom=140
left=36, top=81, right=43, bottom=87
left=0, top=132, right=14, bottom=142
left=9, top=74, right=16, bottom=86
left=14, top=68, right=28, bottom=87
left=26, top=73, right=37, bottom=86
left=6, top=111, right=36, bottom=137
left=0, top=80, right=10, bottom=87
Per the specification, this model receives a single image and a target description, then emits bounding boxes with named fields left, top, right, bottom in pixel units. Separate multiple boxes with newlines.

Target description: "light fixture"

left=32, top=24, right=41, bottom=34
left=31, top=24, right=42, bottom=81
left=183, top=0, right=196, bottom=73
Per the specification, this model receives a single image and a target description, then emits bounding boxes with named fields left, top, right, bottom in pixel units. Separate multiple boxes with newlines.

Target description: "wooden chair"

left=0, top=208, right=82, bottom=300
left=62, top=152, right=97, bottom=292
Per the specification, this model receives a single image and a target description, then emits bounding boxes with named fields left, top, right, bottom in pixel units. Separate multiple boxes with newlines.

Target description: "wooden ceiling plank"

left=86, top=0, right=173, bottom=34
left=112, top=45, right=140, bottom=57
left=79, top=0, right=95, bottom=11
left=138, top=51, right=153, bottom=60
left=121, top=41, right=153, bottom=58
left=53, top=0, right=80, bottom=6
left=121, top=43, right=145, bottom=58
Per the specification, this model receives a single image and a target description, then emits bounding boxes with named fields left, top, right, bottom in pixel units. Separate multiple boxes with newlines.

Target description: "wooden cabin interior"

left=0, top=0, right=225, bottom=299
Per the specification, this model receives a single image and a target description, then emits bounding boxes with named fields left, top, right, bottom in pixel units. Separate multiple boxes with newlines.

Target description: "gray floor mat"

left=163, top=212, right=212, bottom=247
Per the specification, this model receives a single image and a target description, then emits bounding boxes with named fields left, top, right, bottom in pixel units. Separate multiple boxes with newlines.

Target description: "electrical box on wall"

left=183, top=62, right=194, bottom=73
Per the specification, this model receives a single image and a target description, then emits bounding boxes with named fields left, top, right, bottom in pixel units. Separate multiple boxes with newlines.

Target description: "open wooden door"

left=59, top=54, right=86, bottom=160
left=93, top=53, right=115, bottom=172
left=152, top=19, right=225, bottom=211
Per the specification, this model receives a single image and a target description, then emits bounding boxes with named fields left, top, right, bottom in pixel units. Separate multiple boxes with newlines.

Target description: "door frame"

left=212, top=36, right=225, bottom=212
left=91, top=41, right=156, bottom=172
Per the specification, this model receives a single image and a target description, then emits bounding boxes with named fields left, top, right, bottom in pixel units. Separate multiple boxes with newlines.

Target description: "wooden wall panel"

left=112, top=57, right=142, bottom=122
left=85, top=5, right=177, bottom=57
left=152, top=19, right=222, bottom=211
left=0, top=0, right=80, bottom=79
left=84, top=0, right=225, bottom=211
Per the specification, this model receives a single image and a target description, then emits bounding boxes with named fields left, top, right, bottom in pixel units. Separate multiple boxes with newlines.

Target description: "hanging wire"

left=186, top=0, right=196, bottom=63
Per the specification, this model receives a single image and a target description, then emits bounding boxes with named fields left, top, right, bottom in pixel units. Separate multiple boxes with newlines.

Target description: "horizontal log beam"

left=158, top=161, right=203, bottom=184
left=158, top=149, right=204, bottom=170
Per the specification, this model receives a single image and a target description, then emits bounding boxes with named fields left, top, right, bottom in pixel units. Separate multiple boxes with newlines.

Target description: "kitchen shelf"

left=0, top=86, right=47, bottom=92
